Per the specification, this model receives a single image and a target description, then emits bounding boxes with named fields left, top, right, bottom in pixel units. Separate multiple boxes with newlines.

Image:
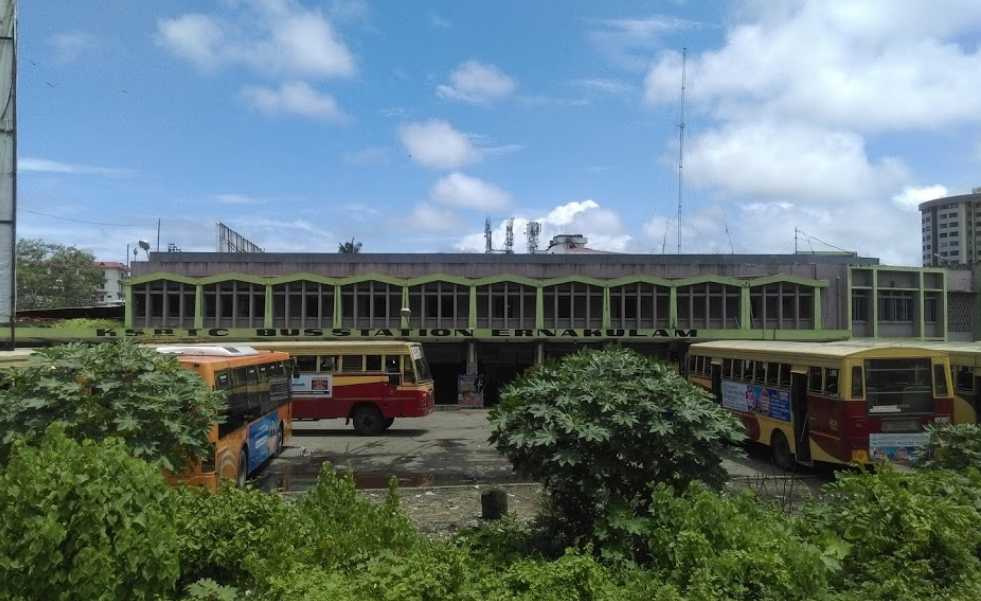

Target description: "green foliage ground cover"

left=3, top=346, right=981, bottom=600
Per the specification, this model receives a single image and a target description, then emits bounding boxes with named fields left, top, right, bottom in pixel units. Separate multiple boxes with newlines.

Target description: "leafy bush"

left=919, top=423, right=981, bottom=471
left=0, top=426, right=180, bottom=601
left=173, top=485, right=306, bottom=590
left=800, top=467, right=981, bottom=598
left=638, top=484, right=835, bottom=600
left=489, top=347, right=743, bottom=542
left=0, top=341, right=225, bottom=470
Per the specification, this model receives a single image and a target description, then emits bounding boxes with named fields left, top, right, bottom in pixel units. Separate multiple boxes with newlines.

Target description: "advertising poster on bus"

left=869, top=432, right=930, bottom=466
left=721, top=380, right=792, bottom=422
left=291, top=373, right=332, bottom=398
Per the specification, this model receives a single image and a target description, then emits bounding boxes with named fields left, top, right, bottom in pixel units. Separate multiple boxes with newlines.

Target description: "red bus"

left=687, top=340, right=954, bottom=468
left=250, top=341, right=434, bottom=435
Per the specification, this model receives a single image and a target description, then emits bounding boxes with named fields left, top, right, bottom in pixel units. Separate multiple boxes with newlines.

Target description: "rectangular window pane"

left=365, top=355, right=382, bottom=371
left=341, top=355, right=363, bottom=372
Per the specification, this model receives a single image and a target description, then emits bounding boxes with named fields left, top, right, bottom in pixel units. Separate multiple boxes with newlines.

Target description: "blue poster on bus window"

left=246, top=411, right=280, bottom=475
left=721, top=380, right=792, bottom=422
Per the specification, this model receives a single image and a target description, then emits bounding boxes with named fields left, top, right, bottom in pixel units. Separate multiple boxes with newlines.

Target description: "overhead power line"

left=22, top=208, right=148, bottom=228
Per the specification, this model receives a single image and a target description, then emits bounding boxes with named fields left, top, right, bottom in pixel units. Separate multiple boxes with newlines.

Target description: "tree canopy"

left=16, top=238, right=104, bottom=309
left=338, top=238, right=362, bottom=254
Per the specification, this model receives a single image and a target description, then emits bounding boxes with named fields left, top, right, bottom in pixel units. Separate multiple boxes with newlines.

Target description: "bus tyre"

left=771, top=431, right=796, bottom=472
left=236, top=449, right=248, bottom=488
left=352, top=406, right=385, bottom=436
left=383, top=417, right=395, bottom=431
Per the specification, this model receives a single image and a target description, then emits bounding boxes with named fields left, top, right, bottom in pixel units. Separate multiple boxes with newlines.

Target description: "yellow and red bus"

left=157, top=345, right=293, bottom=489
left=250, top=341, right=434, bottom=435
left=687, top=340, right=954, bottom=468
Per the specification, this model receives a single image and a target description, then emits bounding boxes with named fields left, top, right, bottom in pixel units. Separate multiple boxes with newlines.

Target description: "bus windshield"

left=865, top=358, right=933, bottom=414
left=414, top=356, right=432, bottom=382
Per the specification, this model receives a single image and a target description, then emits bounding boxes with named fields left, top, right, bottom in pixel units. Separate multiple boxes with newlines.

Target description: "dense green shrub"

left=489, top=347, right=743, bottom=542
left=800, top=467, right=981, bottom=599
left=0, top=341, right=225, bottom=470
left=0, top=426, right=180, bottom=601
left=919, top=423, right=981, bottom=471
left=172, top=485, right=306, bottom=589
left=638, top=484, right=835, bottom=601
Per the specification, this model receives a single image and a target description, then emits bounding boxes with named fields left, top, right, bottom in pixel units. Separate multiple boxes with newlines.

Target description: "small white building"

left=96, top=261, right=128, bottom=304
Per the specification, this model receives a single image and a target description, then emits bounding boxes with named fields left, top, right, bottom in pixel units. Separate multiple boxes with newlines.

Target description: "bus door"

left=791, top=368, right=812, bottom=463
left=710, top=360, right=722, bottom=405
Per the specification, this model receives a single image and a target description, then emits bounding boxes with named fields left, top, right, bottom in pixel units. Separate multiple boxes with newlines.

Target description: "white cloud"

left=19, top=157, right=134, bottom=177
left=570, top=78, right=633, bottom=95
left=214, top=193, right=264, bottom=205
left=343, top=146, right=391, bottom=167
left=48, top=31, right=97, bottom=64
left=892, top=185, right=949, bottom=211
left=643, top=2, right=981, bottom=133
left=157, top=1, right=354, bottom=78
left=406, top=203, right=462, bottom=232
left=587, top=15, right=704, bottom=70
left=398, top=120, right=480, bottom=169
left=241, top=81, right=347, bottom=121
left=456, top=199, right=631, bottom=253
left=430, top=172, right=511, bottom=211
left=684, top=120, right=907, bottom=204
left=436, top=61, right=516, bottom=104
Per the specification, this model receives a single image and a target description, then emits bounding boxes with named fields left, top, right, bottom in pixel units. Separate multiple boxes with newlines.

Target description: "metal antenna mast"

left=676, top=47, right=687, bottom=254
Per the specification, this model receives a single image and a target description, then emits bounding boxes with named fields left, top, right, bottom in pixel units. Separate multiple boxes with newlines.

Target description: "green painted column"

left=535, top=287, right=544, bottom=329
left=813, top=287, right=822, bottom=330
left=740, top=286, right=751, bottom=331
left=668, top=286, right=678, bottom=329
left=264, top=285, right=273, bottom=328
left=917, top=271, right=925, bottom=339
left=468, top=285, right=477, bottom=329
left=871, top=268, right=879, bottom=338
left=124, top=284, right=133, bottom=328
left=601, top=287, right=611, bottom=329
left=400, top=286, right=410, bottom=329
left=193, top=284, right=204, bottom=329
left=332, top=285, right=342, bottom=329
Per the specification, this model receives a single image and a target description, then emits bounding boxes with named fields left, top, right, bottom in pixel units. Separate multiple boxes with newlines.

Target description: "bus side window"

left=722, top=358, right=733, bottom=378
left=765, top=362, right=779, bottom=386
left=385, top=356, right=400, bottom=373
left=216, top=370, right=230, bottom=389
left=851, top=366, right=863, bottom=398
left=402, top=355, right=416, bottom=383
left=246, top=366, right=258, bottom=385
left=258, top=364, right=268, bottom=383
left=365, top=355, right=382, bottom=372
left=688, top=356, right=696, bottom=373
left=934, top=364, right=949, bottom=396
left=779, top=364, right=791, bottom=388
left=319, top=356, right=335, bottom=373
left=956, top=365, right=974, bottom=392
left=824, top=368, right=839, bottom=397
left=742, top=360, right=754, bottom=382
left=296, top=355, right=317, bottom=373
left=754, top=361, right=766, bottom=383
left=341, top=355, right=363, bottom=373
left=808, top=366, right=822, bottom=392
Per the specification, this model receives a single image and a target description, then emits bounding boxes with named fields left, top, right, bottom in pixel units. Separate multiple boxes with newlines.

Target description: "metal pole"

left=676, top=47, right=686, bottom=255
left=156, top=218, right=160, bottom=252
left=0, top=1, right=16, bottom=350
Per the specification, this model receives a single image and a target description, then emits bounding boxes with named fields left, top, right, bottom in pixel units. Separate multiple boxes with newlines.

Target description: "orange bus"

left=687, top=340, right=954, bottom=469
left=250, top=341, right=434, bottom=435
left=157, top=345, right=293, bottom=489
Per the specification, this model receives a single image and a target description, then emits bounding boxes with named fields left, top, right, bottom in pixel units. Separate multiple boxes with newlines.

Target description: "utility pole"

left=0, top=1, right=15, bottom=350
left=676, top=47, right=687, bottom=255
left=156, top=218, right=161, bottom=253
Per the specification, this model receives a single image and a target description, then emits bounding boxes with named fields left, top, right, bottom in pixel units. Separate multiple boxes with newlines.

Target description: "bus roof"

left=172, top=350, right=291, bottom=367
left=688, top=339, right=948, bottom=360
left=248, top=340, right=421, bottom=354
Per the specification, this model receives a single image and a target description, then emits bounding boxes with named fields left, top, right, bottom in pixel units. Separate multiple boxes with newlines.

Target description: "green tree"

left=16, top=238, right=105, bottom=309
left=338, top=237, right=363, bottom=254
left=0, top=425, right=181, bottom=601
left=0, top=341, right=225, bottom=471
left=489, top=347, right=744, bottom=545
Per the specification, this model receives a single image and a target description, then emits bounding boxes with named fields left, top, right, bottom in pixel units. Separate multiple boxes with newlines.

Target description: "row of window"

left=131, top=279, right=821, bottom=330
left=851, top=290, right=940, bottom=323
left=688, top=354, right=841, bottom=397
left=293, top=353, right=420, bottom=383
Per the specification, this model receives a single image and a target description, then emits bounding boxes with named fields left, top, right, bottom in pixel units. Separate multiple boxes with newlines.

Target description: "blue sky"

left=18, top=1, right=981, bottom=264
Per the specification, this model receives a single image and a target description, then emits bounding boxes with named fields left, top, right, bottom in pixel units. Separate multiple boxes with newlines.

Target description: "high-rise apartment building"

left=920, top=189, right=981, bottom=266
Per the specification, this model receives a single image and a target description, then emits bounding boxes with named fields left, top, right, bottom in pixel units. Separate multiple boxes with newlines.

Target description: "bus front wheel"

left=771, top=431, right=796, bottom=472
left=236, top=449, right=248, bottom=487
left=383, top=417, right=395, bottom=431
left=352, top=406, right=385, bottom=436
